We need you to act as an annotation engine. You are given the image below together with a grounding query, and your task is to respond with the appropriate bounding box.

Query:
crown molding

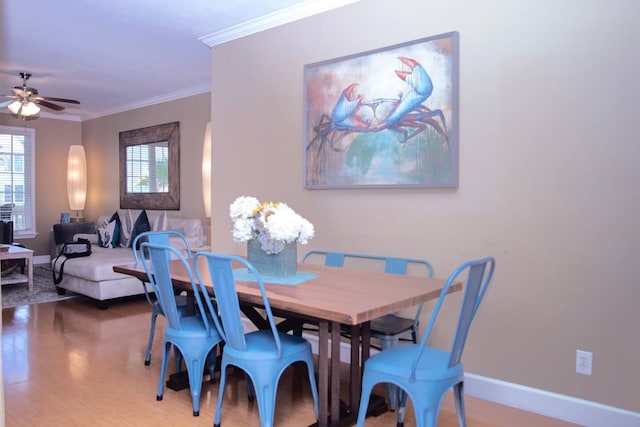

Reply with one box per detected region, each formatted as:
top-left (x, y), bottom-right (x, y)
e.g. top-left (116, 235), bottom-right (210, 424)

top-left (38, 111), bottom-right (83, 122)
top-left (82, 83), bottom-right (211, 121)
top-left (199, 0), bottom-right (359, 47)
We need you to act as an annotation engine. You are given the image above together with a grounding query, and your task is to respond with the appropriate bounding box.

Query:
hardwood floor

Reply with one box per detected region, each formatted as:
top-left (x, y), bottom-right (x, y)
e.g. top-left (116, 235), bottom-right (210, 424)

top-left (2, 297), bottom-right (580, 426)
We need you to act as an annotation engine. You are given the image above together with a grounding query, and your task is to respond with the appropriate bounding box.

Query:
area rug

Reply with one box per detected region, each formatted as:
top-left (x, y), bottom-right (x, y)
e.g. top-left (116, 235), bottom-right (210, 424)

top-left (1, 264), bottom-right (78, 308)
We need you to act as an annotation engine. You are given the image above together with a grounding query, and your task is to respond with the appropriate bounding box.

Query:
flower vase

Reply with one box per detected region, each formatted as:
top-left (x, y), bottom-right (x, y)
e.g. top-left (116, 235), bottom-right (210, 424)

top-left (247, 239), bottom-right (297, 278)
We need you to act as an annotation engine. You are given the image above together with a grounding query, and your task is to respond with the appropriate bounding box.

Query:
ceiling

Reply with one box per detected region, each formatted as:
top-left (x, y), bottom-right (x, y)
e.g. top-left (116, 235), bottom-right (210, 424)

top-left (0, 0), bottom-right (356, 122)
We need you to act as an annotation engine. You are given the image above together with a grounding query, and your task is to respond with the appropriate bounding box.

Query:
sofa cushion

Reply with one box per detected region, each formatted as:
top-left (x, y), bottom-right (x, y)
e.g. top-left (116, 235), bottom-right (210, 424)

top-left (53, 246), bottom-right (136, 282)
top-left (166, 217), bottom-right (203, 248)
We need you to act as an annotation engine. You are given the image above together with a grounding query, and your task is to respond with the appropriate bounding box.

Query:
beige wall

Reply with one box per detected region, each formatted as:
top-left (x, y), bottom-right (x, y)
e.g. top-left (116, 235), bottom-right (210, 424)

top-left (81, 93), bottom-right (211, 223)
top-left (208, 0), bottom-right (640, 412)
top-left (0, 114), bottom-right (82, 256)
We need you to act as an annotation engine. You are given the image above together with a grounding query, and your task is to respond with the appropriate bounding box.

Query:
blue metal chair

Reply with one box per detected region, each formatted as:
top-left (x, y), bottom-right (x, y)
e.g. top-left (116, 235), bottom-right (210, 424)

top-left (133, 230), bottom-right (191, 366)
top-left (356, 256), bottom-right (496, 427)
top-left (193, 252), bottom-right (319, 427)
top-left (139, 241), bottom-right (223, 417)
top-left (301, 250), bottom-right (433, 410)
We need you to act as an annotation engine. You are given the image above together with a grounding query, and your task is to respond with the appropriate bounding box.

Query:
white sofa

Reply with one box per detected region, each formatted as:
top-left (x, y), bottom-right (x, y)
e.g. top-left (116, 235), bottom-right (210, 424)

top-left (50, 210), bottom-right (204, 309)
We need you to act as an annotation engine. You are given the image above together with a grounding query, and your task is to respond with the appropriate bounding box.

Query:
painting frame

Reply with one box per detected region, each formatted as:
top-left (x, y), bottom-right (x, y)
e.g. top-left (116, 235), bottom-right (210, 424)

top-left (304, 31), bottom-right (459, 189)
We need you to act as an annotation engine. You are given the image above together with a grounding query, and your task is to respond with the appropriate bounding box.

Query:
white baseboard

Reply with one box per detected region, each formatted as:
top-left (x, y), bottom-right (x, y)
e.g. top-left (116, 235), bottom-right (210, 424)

top-left (34, 255), bottom-right (50, 265)
top-left (287, 325), bottom-right (640, 427)
top-left (464, 373), bottom-right (640, 427)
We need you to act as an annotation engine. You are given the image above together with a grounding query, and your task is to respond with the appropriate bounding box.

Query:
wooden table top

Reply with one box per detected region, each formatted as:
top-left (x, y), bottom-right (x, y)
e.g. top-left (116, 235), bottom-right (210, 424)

top-left (114, 258), bottom-right (460, 326)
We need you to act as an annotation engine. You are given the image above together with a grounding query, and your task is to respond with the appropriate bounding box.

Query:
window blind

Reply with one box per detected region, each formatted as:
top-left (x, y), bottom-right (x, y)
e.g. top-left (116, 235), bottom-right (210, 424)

top-left (0, 125), bottom-right (36, 236)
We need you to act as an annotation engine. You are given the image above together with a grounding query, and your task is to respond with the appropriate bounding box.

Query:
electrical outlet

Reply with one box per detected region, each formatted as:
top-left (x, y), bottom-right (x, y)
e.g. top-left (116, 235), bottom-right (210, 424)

top-left (576, 350), bottom-right (592, 375)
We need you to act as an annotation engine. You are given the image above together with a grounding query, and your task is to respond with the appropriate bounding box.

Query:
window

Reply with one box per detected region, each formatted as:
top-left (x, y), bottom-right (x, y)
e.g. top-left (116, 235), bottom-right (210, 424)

top-left (0, 126), bottom-right (36, 237)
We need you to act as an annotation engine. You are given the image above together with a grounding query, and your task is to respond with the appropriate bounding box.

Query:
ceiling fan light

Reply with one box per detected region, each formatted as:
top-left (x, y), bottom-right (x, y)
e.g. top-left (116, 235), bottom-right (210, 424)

top-left (7, 100), bottom-right (21, 114)
top-left (21, 102), bottom-right (40, 117)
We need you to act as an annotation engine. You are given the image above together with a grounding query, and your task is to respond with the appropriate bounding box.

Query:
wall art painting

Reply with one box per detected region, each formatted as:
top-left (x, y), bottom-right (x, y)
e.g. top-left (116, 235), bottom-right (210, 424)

top-left (304, 31), bottom-right (459, 189)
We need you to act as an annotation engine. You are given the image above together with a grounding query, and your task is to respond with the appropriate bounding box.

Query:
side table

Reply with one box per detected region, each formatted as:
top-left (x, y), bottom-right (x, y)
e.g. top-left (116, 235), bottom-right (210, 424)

top-left (0, 245), bottom-right (34, 292)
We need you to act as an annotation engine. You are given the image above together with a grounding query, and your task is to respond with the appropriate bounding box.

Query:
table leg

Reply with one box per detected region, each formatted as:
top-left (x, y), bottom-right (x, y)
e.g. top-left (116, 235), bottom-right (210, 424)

top-left (27, 252), bottom-right (33, 293)
top-left (318, 320), bottom-right (329, 427)
top-left (361, 321), bottom-right (370, 368)
top-left (350, 324), bottom-right (361, 410)
top-left (348, 322), bottom-right (371, 414)
top-left (330, 321), bottom-right (341, 423)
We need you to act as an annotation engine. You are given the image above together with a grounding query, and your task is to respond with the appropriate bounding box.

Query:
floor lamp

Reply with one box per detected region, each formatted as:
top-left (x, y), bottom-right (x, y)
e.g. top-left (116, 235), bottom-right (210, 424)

top-left (67, 145), bottom-right (87, 223)
top-left (202, 122), bottom-right (211, 246)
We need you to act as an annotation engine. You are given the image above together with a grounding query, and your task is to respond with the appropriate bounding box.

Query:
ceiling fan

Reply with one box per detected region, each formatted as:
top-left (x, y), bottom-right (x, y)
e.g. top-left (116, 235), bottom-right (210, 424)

top-left (1, 72), bottom-right (80, 119)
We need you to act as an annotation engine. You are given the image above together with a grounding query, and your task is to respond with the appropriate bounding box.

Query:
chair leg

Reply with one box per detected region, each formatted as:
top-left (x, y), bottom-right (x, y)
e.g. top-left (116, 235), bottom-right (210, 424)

top-left (378, 336), bottom-right (399, 411)
top-left (305, 358), bottom-right (320, 419)
top-left (356, 378), bottom-right (374, 427)
top-left (187, 357), bottom-right (207, 416)
top-left (145, 311), bottom-right (159, 365)
top-left (248, 372), bottom-right (278, 427)
top-left (214, 364), bottom-right (229, 427)
top-left (397, 388), bottom-right (408, 426)
top-left (453, 382), bottom-right (467, 427)
top-left (156, 341), bottom-right (171, 401)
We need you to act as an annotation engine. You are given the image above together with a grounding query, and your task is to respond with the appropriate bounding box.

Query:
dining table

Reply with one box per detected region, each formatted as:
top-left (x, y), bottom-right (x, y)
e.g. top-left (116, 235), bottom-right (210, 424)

top-left (114, 257), bottom-right (460, 427)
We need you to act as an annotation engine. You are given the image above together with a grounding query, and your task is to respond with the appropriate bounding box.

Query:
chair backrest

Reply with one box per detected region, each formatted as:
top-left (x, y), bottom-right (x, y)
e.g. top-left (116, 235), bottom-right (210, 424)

top-left (139, 241), bottom-right (219, 336)
top-left (302, 250), bottom-right (433, 276)
top-left (0, 203), bottom-right (14, 221)
top-left (194, 253), bottom-right (283, 358)
top-left (302, 250), bottom-right (433, 322)
top-left (411, 257), bottom-right (495, 379)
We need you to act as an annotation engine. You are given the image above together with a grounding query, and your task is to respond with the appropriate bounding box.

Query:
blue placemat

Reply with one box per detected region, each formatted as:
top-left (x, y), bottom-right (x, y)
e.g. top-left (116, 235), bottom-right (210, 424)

top-left (233, 268), bottom-right (318, 286)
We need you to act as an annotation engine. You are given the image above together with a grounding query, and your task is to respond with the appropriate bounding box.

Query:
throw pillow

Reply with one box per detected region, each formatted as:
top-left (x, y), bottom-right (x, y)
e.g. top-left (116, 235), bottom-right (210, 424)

top-left (152, 210), bottom-right (168, 231)
top-left (130, 210), bottom-right (151, 250)
top-left (108, 211), bottom-right (122, 246)
top-left (119, 210), bottom-right (135, 248)
top-left (97, 218), bottom-right (119, 248)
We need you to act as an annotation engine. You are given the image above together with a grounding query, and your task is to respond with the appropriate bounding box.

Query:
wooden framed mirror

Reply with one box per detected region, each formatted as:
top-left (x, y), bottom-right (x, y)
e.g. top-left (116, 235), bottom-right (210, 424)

top-left (119, 122), bottom-right (180, 210)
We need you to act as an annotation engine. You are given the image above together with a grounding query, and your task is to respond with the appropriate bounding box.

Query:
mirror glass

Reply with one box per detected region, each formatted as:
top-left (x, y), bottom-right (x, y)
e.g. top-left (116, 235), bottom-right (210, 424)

top-left (119, 122), bottom-right (180, 210)
top-left (125, 141), bottom-right (169, 193)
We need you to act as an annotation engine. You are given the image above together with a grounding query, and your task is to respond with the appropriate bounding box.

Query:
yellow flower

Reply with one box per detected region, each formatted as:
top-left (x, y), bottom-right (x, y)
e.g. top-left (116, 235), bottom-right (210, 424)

top-left (252, 201), bottom-right (279, 218)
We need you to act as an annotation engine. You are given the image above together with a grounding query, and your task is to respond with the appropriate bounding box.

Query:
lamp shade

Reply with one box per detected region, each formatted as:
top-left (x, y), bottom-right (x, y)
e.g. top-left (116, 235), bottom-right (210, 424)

top-left (202, 122), bottom-right (211, 218)
top-left (21, 102), bottom-right (40, 117)
top-left (7, 101), bottom-right (40, 117)
top-left (67, 145), bottom-right (87, 211)
top-left (7, 101), bottom-right (22, 114)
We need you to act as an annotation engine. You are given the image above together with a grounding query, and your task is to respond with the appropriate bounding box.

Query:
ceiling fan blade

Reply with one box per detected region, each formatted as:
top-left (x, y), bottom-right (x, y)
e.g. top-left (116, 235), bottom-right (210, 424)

top-left (1, 94), bottom-right (19, 100)
top-left (40, 96), bottom-right (80, 105)
top-left (34, 99), bottom-right (65, 111)
top-left (0, 99), bottom-right (14, 108)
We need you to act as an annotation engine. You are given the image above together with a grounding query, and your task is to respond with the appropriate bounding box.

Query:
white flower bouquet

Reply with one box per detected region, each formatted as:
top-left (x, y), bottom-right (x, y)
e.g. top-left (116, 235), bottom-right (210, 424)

top-left (230, 196), bottom-right (314, 255)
